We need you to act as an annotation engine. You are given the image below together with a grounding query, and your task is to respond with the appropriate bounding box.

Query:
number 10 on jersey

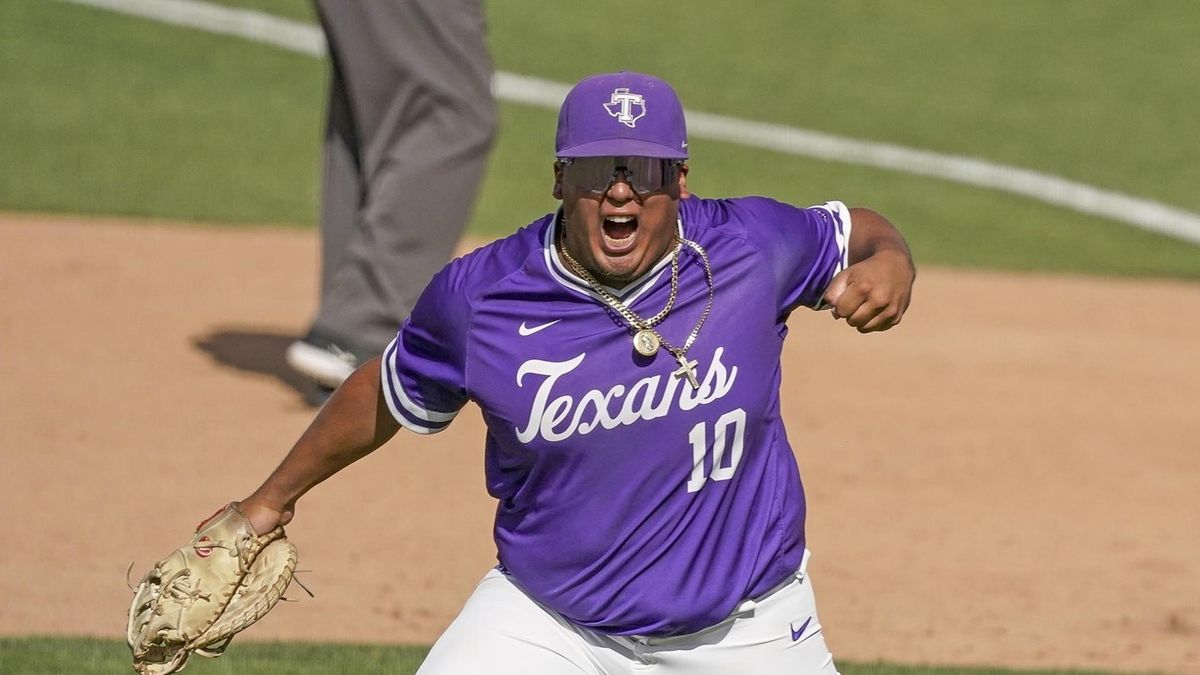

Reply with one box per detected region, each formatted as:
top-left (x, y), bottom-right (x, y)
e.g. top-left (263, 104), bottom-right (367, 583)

top-left (686, 408), bottom-right (747, 493)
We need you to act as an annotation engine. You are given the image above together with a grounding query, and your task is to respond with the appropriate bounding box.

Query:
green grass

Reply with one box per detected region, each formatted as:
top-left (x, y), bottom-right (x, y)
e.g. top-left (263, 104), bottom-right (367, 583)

top-left (486, 0), bottom-right (1200, 214)
top-left (0, 636), bottom-right (428, 675)
top-left (2, 0), bottom-right (1199, 279)
top-left (0, 636), bottom-right (1152, 675)
top-left (0, 0), bottom-right (324, 225)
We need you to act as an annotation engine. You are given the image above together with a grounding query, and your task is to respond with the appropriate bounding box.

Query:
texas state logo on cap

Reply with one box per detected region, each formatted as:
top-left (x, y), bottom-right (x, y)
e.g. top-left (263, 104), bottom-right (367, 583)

top-left (604, 88), bottom-right (646, 128)
top-left (555, 71), bottom-right (689, 160)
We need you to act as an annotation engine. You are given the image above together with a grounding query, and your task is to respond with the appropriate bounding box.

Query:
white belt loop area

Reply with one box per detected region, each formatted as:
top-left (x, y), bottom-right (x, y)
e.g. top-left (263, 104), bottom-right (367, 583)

top-left (622, 551), bottom-right (814, 646)
top-left (734, 549), bottom-right (811, 615)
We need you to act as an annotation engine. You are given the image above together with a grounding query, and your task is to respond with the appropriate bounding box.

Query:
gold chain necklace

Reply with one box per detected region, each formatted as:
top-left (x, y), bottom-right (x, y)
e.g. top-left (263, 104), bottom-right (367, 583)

top-left (558, 235), bottom-right (715, 389)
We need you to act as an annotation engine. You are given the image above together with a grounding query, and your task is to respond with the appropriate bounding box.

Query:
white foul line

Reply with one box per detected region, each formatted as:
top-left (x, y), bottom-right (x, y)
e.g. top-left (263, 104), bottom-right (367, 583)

top-left (59, 0), bottom-right (1200, 245)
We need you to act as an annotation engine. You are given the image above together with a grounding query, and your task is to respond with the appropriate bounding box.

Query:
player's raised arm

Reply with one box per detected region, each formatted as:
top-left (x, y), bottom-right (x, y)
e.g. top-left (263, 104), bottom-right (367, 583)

top-left (822, 208), bottom-right (916, 333)
top-left (239, 356), bottom-right (400, 534)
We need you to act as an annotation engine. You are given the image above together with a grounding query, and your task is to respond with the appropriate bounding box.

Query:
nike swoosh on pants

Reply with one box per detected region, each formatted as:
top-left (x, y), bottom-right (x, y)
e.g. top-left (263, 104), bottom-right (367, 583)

top-left (790, 616), bottom-right (813, 641)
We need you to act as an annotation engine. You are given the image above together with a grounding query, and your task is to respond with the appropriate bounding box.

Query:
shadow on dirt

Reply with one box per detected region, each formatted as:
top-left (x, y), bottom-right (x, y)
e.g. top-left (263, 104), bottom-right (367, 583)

top-left (192, 327), bottom-right (328, 407)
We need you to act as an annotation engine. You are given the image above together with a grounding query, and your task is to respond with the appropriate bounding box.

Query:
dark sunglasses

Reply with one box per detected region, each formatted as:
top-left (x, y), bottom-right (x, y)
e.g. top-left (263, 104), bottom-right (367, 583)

top-left (558, 156), bottom-right (683, 196)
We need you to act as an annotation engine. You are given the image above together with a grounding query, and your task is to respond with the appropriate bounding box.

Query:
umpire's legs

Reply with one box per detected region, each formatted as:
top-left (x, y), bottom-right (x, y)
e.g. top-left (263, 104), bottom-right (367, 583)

top-left (311, 0), bottom-right (496, 356)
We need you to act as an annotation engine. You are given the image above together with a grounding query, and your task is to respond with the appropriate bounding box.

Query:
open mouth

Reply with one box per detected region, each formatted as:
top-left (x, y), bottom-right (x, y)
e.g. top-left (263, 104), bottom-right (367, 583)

top-left (601, 215), bottom-right (638, 253)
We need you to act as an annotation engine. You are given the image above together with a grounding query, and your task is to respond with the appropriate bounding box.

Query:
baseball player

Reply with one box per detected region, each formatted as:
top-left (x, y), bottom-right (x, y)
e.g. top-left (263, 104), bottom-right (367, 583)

top-left (239, 71), bottom-right (915, 673)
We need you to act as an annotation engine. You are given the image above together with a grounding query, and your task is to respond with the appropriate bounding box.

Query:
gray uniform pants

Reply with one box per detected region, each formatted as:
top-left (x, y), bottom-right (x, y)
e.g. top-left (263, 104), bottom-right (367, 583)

top-left (311, 0), bottom-right (496, 358)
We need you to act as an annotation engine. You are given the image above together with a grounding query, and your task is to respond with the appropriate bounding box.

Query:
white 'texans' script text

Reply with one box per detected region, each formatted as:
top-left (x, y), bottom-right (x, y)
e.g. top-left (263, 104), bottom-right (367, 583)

top-left (514, 348), bottom-right (738, 443)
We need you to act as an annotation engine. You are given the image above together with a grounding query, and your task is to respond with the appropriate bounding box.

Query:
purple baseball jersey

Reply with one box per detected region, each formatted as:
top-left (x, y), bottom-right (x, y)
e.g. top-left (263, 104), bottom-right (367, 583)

top-left (382, 196), bottom-right (851, 636)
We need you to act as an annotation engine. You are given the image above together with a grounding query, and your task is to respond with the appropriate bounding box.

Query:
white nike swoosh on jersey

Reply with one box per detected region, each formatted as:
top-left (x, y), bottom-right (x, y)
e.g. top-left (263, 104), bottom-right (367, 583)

top-left (518, 319), bottom-right (561, 336)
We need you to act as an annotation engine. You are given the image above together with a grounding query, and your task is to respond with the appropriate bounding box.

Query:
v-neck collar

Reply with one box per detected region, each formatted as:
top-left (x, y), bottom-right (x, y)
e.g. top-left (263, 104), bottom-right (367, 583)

top-left (543, 208), bottom-right (686, 307)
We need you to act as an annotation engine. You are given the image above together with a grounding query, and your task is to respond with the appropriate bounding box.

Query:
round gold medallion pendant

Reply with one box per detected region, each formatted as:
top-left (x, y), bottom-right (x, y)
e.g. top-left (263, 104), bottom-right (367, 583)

top-left (633, 330), bottom-right (660, 357)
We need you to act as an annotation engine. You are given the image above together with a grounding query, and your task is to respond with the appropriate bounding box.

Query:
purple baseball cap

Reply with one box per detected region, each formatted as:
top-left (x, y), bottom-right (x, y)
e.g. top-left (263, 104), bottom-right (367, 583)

top-left (555, 72), bottom-right (688, 160)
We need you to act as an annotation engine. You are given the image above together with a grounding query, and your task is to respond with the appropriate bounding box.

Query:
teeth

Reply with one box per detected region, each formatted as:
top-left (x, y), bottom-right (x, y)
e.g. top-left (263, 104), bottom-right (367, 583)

top-left (607, 216), bottom-right (635, 223)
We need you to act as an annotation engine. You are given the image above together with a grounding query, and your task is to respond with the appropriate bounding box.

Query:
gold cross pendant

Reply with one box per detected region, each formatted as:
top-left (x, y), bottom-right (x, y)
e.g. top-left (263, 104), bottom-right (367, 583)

top-left (673, 355), bottom-right (700, 389)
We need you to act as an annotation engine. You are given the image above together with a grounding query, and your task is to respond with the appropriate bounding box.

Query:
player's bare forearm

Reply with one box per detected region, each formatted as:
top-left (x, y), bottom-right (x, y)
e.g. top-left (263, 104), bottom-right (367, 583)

top-left (822, 208), bottom-right (915, 333)
top-left (845, 208), bottom-right (912, 268)
top-left (240, 356), bottom-right (400, 533)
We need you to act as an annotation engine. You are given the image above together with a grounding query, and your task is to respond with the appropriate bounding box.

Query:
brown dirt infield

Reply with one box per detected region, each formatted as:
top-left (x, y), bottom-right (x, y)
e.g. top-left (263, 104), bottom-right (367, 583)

top-left (1, 213), bottom-right (1197, 673)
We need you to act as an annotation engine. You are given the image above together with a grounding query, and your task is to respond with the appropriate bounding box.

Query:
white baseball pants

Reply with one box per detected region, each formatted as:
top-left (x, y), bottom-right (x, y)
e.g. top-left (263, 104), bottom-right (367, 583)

top-left (416, 553), bottom-right (839, 674)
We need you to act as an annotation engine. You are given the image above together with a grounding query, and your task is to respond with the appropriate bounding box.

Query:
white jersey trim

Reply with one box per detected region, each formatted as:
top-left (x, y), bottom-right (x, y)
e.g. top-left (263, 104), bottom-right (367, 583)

top-left (380, 337), bottom-right (460, 432)
top-left (393, 418), bottom-right (442, 435)
top-left (812, 200), bottom-right (853, 310)
top-left (543, 209), bottom-right (684, 307)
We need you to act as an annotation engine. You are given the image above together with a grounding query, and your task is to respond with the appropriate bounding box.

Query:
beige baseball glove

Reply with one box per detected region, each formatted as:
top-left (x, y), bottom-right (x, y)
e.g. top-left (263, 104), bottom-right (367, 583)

top-left (126, 503), bottom-right (299, 675)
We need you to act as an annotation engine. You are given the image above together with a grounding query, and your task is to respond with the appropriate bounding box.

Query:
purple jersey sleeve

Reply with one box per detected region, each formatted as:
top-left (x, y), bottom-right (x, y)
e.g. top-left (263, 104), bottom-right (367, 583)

top-left (735, 198), bottom-right (852, 315)
top-left (380, 263), bottom-right (472, 434)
